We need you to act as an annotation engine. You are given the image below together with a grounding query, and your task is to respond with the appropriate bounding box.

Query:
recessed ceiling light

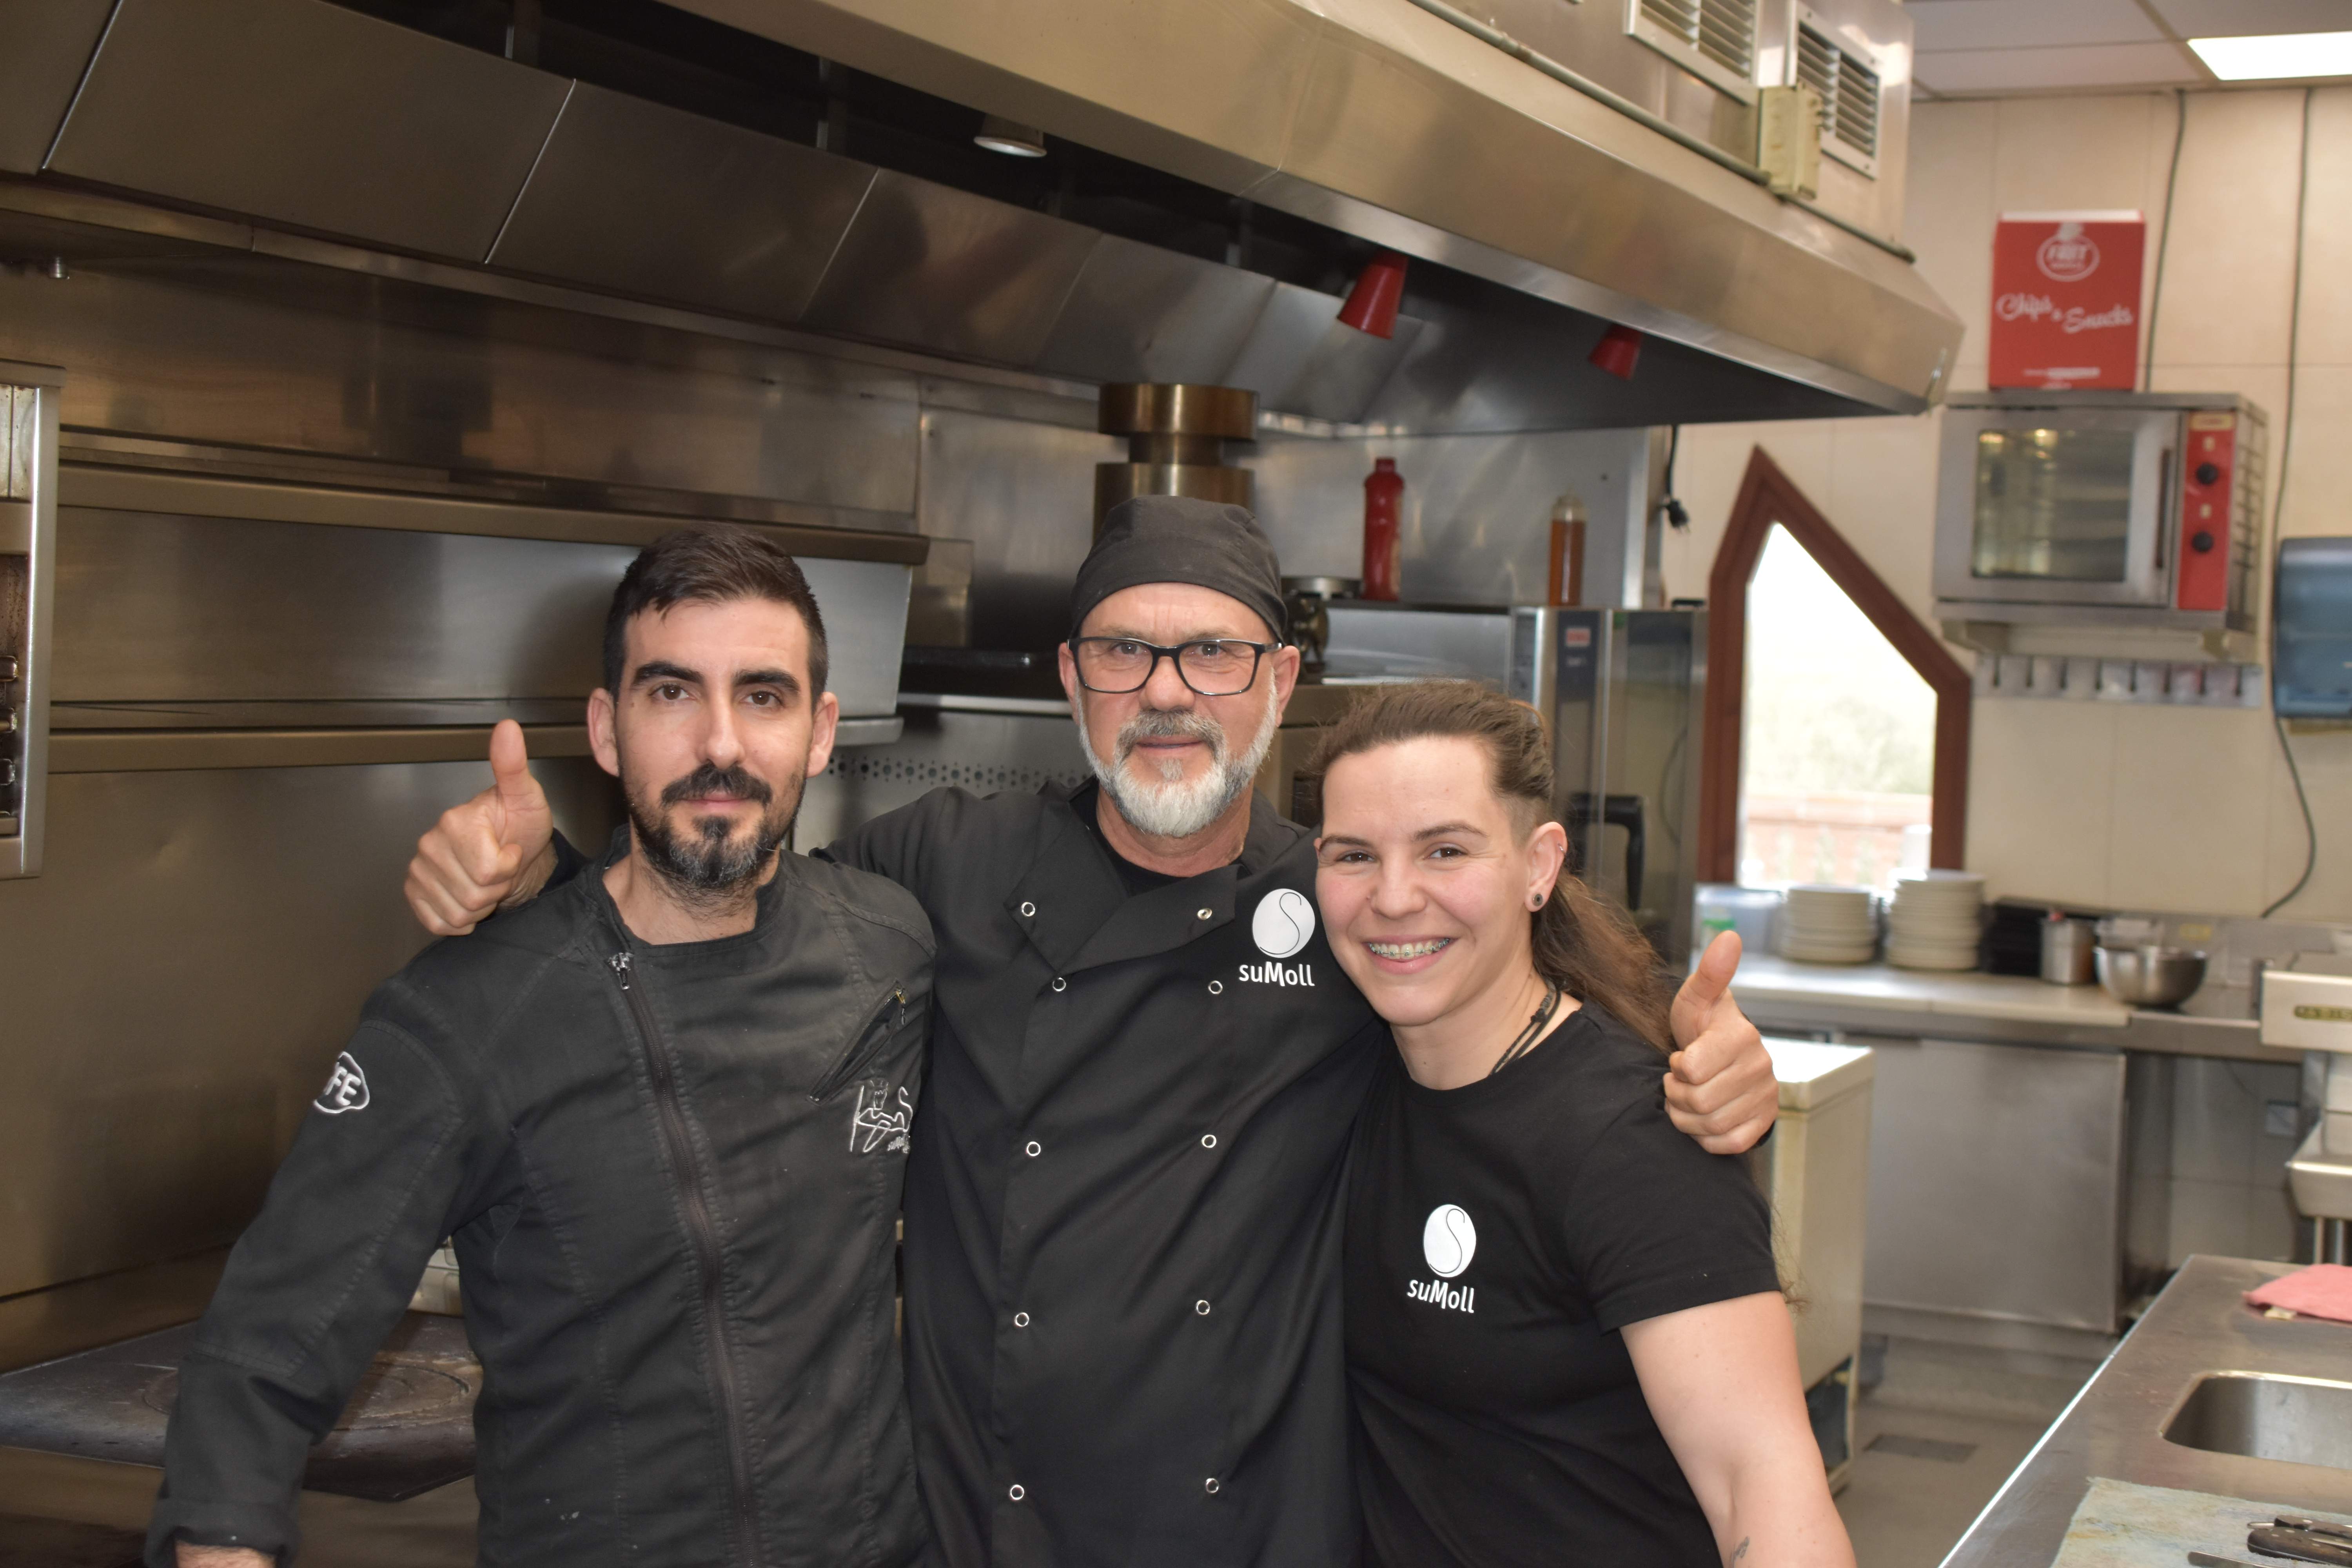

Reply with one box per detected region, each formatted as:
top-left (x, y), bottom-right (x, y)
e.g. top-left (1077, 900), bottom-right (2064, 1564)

top-left (2189, 31), bottom-right (2352, 81)
top-left (975, 115), bottom-right (1048, 158)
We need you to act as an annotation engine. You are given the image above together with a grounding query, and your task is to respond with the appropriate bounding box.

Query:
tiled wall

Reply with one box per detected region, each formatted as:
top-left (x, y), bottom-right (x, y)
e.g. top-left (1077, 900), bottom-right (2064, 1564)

top-left (1662, 87), bottom-right (2352, 920)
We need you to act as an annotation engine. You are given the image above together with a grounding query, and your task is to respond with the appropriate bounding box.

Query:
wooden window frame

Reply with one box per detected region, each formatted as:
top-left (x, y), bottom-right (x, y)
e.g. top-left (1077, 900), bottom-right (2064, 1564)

top-left (1696, 447), bottom-right (1972, 883)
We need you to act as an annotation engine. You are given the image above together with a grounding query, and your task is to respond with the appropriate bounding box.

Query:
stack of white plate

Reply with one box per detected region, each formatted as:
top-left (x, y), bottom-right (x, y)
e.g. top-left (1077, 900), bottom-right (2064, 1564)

top-left (1886, 870), bottom-right (1986, 971)
top-left (1778, 885), bottom-right (1878, 965)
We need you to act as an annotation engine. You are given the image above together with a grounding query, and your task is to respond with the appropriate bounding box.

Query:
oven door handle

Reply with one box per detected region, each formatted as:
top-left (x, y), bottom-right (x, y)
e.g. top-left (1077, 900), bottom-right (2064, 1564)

top-left (2155, 445), bottom-right (2174, 575)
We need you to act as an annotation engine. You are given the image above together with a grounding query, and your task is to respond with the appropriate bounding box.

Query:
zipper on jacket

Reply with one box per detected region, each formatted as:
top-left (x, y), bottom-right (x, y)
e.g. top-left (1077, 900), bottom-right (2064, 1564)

top-left (809, 985), bottom-right (912, 1103)
top-left (608, 947), bottom-right (764, 1567)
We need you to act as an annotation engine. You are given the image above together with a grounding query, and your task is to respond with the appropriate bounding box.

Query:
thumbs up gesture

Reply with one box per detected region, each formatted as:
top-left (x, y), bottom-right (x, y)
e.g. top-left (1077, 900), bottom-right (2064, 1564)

top-left (1662, 931), bottom-right (1779, 1154)
top-left (404, 720), bottom-right (558, 936)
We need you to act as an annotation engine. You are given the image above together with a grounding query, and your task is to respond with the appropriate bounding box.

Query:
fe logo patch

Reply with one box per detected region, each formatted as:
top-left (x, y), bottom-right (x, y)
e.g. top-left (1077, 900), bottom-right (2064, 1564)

top-left (314, 1051), bottom-right (371, 1114)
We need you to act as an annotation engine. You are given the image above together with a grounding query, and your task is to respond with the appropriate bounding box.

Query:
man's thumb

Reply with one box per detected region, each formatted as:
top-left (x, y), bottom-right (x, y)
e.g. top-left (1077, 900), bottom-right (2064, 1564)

top-left (488, 720), bottom-right (540, 810)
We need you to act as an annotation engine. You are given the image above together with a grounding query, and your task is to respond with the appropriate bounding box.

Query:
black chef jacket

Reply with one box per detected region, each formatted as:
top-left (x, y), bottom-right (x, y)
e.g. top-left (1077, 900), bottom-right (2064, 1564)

top-left (822, 780), bottom-right (1385, 1568)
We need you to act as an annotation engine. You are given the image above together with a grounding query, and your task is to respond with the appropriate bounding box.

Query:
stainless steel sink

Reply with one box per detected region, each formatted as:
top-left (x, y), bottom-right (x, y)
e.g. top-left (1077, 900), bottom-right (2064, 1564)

top-left (2164, 1372), bottom-right (2352, 1470)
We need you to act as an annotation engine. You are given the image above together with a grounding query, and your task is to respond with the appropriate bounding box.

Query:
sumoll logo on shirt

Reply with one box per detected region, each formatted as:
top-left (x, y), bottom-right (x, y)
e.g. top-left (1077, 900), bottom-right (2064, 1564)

top-left (1409, 1204), bottom-right (1477, 1314)
top-left (1251, 888), bottom-right (1316, 958)
top-left (1241, 888), bottom-right (1318, 986)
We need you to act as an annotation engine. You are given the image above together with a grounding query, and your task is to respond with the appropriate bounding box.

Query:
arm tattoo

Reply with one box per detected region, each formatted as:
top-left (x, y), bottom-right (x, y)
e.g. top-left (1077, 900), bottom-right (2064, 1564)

top-left (1730, 1540), bottom-right (1751, 1565)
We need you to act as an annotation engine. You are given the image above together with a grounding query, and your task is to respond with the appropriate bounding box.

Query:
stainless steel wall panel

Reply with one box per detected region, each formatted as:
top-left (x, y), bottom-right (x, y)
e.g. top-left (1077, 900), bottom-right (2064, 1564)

top-left (799, 704), bottom-right (1088, 849)
top-left (0, 0), bottom-right (114, 175)
top-left (915, 408), bottom-right (1116, 649)
top-left (0, 265), bottom-right (924, 516)
top-left (793, 557), bottom-right (911, 719)
top-left (52, 510), bottom-right (637, 704)
top-left (800, 172), bottom-right (1100, 367)
top-left (46, 0), bottom-right (569, 260)
top-left (50, 508), bottom-right (913, 718)
top-left (489, 83), bottom-right (879, 324)
top-left (1251, 426), bottom-right (1651, 608)
top-left (58, 467), bottom-right (926, 564)
top-left (1034, 236), bottom-right (1275, 388)
top-left (0, 758), bottom-right (621, 1296)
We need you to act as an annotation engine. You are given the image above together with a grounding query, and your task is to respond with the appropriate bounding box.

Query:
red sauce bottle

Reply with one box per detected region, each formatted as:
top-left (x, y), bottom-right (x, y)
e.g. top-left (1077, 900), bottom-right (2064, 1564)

top-left (1362, 457), bottom-right (1403, 601)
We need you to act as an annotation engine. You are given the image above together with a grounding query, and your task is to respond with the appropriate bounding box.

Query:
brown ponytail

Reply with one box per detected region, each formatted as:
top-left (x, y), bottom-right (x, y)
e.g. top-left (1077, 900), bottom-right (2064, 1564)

top-left (1308, 680), bottom-right (1675, 1054)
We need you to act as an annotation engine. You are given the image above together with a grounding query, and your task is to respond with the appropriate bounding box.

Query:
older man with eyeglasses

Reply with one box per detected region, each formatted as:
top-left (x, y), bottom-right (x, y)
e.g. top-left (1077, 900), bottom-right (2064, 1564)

top-left (401, 494), bottom-right (1777, 1568)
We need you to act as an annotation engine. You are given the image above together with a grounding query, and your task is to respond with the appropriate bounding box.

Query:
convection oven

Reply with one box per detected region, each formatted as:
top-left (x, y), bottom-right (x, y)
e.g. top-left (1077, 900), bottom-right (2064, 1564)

top-left (1933, 390), bottom-right (2264, 632)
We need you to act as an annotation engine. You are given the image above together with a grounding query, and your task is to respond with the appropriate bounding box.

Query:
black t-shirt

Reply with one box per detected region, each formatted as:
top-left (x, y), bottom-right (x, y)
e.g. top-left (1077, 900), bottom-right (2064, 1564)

top-left (1343, 1003), bottom-right (1780, 1568)
top-left (1074, 791), bottom-right (1183, 897)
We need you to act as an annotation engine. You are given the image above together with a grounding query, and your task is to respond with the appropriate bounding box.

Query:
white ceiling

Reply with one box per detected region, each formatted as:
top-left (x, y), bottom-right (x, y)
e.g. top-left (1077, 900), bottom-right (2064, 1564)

top-left (1906, 0), bottom-right (2352, 96)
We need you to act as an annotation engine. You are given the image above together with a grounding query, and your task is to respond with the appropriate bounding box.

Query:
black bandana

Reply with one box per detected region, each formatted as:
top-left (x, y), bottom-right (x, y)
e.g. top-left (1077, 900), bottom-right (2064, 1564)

top-left (1068, 495), bottom-right (1286, 642)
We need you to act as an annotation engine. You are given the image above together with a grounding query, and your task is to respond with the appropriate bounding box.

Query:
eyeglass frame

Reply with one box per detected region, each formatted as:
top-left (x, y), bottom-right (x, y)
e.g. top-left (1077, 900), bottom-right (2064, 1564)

top-left (1065, 635), bottom-right (1285, 697)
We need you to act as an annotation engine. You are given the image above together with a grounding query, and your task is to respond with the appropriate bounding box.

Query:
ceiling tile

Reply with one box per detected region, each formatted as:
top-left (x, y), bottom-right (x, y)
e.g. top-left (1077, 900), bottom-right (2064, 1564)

top-left (1914, 41), bottom-right (2207, 93)
top-left (1907, 0), bottom-right (2167, 53)
top-left (2150, 0), bottom-right (2352, 39)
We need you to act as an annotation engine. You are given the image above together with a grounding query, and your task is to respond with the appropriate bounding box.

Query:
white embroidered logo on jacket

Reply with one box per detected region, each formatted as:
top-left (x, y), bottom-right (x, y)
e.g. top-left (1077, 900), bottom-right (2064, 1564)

top-left (314, 1052), bottom-right (371, 1114)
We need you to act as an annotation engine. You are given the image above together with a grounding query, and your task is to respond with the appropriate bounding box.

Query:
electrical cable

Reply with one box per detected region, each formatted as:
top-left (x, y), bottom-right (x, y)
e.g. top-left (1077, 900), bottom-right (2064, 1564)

top-left (2261, 86), bottom-right (2316, 920)
top-left (1658, 425), bottom-right (1689, 532)
top-left (2142, 89), bottom-right (2187, 394)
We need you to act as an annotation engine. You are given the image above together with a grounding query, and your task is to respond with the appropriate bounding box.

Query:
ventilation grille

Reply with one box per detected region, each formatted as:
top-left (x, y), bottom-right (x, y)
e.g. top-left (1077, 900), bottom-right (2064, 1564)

top-left (1795, 20), bottom-right (1881, 171)
top-left (1633, 0), bottom-right (1759, 98)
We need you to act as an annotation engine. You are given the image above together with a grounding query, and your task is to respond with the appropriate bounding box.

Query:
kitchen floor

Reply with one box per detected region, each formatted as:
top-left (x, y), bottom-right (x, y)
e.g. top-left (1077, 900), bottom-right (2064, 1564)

top-left (3, 1336), bottom-right (2097, 1568)
top-left (1836, 1335), bottom-right (2104, 1568)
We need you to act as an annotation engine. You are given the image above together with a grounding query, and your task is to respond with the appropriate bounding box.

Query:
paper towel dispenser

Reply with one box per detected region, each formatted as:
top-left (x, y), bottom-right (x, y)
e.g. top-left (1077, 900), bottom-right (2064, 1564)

top-left (2274, 538), bottom-right (2352, 719)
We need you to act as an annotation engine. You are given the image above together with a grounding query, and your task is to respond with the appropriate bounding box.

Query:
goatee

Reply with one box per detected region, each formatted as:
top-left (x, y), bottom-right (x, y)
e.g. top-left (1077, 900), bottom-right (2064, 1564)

top-left (626, 760), bottom-right (800, 907)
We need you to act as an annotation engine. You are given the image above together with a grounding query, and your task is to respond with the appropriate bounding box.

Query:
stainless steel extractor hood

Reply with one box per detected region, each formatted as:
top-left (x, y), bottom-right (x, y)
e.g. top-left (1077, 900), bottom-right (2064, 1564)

top-left (658, 0), bottom-right (1962, 414)
top-left (0, 0), bottom-right (1960, 432)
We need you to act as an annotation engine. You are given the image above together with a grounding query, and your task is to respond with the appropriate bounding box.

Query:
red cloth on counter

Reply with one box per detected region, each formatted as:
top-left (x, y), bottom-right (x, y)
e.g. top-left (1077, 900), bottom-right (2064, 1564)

top-left (2245, 1264), bottom-right (2352, 1323)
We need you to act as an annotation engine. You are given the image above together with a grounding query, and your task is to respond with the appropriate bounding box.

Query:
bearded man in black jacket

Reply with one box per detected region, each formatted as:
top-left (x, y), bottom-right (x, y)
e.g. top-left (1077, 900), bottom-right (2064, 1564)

top-left (151, 526), bottom-right (934, 1568)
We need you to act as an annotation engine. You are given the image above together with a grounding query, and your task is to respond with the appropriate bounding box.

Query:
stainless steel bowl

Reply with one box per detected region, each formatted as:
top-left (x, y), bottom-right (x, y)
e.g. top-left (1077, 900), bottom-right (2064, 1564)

top-left (2095, 945), bottom-right (2207, 1008)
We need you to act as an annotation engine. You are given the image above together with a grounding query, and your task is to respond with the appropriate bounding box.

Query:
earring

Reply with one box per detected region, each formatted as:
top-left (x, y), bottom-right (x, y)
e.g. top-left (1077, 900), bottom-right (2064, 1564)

top-left (1529, 892), bottom-right (1545, 911)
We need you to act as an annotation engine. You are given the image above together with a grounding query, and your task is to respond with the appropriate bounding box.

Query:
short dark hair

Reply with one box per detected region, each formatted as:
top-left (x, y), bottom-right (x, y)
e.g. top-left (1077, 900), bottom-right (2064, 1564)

top-left (602, 525), bottom-right (829, 697)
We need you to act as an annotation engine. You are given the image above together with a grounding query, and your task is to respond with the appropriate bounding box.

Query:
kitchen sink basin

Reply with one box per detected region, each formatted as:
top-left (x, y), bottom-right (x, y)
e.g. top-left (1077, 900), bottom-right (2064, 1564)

top-left (2164, 1372), bottom-right (2352, 1470)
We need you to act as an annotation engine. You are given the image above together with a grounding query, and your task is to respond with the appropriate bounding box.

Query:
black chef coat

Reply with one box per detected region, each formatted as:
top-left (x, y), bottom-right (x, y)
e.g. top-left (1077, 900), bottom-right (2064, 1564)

top-left (823, 780), bottom-right (1385, 1568)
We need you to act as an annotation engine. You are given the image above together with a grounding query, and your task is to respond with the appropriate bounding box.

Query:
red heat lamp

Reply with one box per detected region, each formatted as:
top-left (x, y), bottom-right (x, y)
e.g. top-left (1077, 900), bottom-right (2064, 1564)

top-left (1338, 251), bottom-right (1409, 339)
top-left (1589, 324), bottom-right (1644, 381)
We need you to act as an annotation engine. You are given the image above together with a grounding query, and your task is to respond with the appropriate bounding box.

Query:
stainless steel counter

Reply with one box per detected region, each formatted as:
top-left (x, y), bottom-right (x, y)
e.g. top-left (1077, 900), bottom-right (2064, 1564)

top-left (1943, 1255), bottom-right (2352, 1567)
top-left (1735, 956), bottom-right (2296, 1064)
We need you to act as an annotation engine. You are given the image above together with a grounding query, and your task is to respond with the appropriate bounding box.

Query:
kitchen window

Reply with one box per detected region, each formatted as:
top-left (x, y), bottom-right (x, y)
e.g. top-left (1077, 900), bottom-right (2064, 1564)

top-left (1696, 448), bottom-right (1973, 887)
top-left (1739, 524), bottom-right (1932, 889)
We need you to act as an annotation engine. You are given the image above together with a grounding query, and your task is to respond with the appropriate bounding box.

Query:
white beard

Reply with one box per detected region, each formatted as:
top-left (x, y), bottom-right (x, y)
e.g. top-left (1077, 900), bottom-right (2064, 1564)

top-left (1076, 696), bottom-right (1279, 840)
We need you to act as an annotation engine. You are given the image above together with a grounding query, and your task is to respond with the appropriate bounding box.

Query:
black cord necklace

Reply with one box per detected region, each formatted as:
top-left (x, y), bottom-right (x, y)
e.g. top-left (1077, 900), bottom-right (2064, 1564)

top-left (1488, 978), bottom-right (1564, 1078)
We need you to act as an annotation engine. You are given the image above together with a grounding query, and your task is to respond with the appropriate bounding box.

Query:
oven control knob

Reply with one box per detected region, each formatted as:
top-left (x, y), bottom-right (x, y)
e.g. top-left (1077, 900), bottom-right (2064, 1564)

top-left (2191, 530), bottom-right (2216, 554)
top-left (2195, 461), bottom-right (2221, 486)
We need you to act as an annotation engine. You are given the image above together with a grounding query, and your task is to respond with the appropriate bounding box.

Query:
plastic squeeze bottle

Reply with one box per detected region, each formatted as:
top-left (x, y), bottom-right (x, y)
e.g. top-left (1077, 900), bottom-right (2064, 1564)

top-left (1362, 457), bottom-right (1403, 601)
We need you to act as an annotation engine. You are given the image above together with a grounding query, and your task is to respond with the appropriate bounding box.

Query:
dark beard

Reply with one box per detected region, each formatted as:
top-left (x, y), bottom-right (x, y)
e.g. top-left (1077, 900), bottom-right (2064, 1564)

top-left (624, 760), bottom-right (801, 907)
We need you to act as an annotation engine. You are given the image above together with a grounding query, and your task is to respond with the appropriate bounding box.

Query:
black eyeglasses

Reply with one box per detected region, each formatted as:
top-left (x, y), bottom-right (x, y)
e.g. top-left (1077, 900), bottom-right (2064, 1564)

top-left (1068, 636), bottom-right (1280, 697)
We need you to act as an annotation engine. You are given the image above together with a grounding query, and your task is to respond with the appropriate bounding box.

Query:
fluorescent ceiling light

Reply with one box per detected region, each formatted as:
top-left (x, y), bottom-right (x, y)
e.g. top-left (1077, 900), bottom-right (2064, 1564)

top-left (2189, 31), bottom-right (2352, 80)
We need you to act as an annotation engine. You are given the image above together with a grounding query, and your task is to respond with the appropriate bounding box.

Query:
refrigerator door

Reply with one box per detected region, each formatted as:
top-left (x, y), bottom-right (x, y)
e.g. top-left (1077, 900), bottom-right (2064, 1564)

top-left (1553, 609), bottom-right (1705, 964)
